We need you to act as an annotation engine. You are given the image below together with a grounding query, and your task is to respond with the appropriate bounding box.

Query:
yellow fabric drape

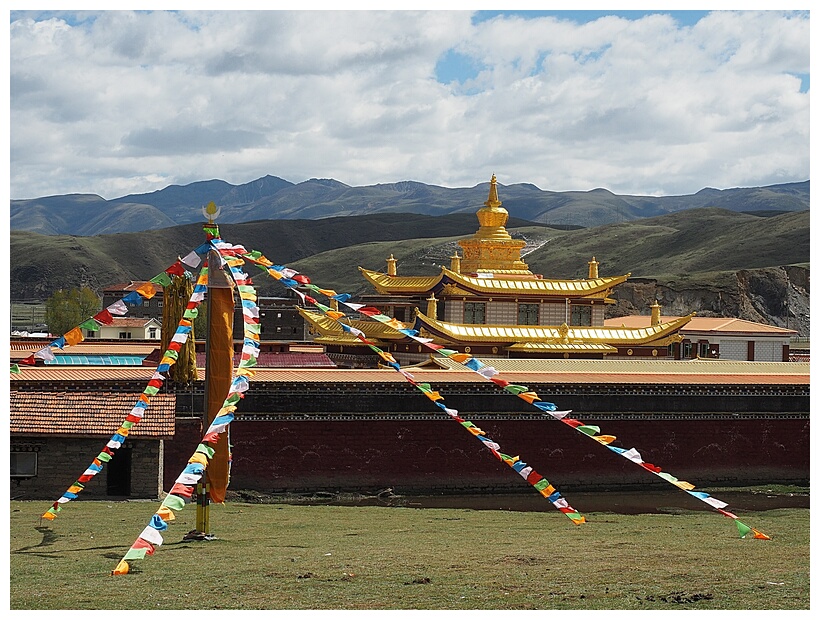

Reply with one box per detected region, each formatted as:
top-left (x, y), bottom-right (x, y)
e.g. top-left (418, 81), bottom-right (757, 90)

top-left (205, 286), bottom-right (234, 503)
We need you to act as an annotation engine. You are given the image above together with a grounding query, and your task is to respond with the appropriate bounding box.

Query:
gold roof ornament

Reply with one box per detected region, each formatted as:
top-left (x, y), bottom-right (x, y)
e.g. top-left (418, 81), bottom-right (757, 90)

top-left (458, 174), bottom-right (530, 275)
top-left (202, 200), bottom-right (221, 224)
top-left (413, 309), bottom-right (694, 347)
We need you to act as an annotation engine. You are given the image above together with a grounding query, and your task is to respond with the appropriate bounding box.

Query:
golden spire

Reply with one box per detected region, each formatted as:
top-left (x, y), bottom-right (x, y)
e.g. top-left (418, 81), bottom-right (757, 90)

top-left (650, 300), bottom-right (661, 326)
top-left (588, 256), bottom-right (599, 279)
top-left (484, 173), bottom-right (502, 208)
top-left (386, 254), bottom-right (397, 276)
top-left (426, 293), bottom-right (438, 319)
top-left (450, 251), bottom-right (461, 274)
top-left (474, 174), bottom-right (511, 237)
top-left (458, 174), bottom-right (529, 275)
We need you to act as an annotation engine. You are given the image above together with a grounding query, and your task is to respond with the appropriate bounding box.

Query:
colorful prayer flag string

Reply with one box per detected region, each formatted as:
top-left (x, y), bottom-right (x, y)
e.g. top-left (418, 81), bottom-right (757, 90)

top-left (113, 227), bottom-right (260, 575)
top-left (254, 260), bottom-right (770, 540)
top-left (240, 254), bottom-right (585, 525)
top-left (40, 264), bottom-right (210, 522)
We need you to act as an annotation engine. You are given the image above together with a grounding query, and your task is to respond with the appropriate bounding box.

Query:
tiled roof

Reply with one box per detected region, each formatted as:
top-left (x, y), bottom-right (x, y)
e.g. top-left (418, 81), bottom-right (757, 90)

top-left (605, 315), bottom-right (798, 335)
top-left (106, 317), bottom-right (161, 328)
top-left (194, 352), bottom-right (336, 367)
top-left (10, 391), bottom-right (176, 437)
top-left (9, 359), bottom-right (809, 386)
top-left (101, 281), bottom-right (156, 292)
top-left (11, 342), bottom-right (159, 355)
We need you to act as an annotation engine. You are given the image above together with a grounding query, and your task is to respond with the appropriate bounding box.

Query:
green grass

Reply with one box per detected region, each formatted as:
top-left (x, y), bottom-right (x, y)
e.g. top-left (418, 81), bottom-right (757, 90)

top-left (10, 500), bottom-right (809, 610)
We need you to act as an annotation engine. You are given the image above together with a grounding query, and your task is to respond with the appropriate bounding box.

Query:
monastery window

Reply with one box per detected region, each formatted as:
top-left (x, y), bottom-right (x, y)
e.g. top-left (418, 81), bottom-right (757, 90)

top-left (119, 331), bottom-right (132, 339)
top-left (11, 450), bottom-right (38, 478)
top-left (570, 305), bottom-right (592, 327)
top-left (464, 302), bottom-right (486, 324)
top-left (681, 340), bottom-right (692, 358)
top-left (518, 303), bottom-right (539, 325)
top-left (148, 328), bottom-right (157, 339)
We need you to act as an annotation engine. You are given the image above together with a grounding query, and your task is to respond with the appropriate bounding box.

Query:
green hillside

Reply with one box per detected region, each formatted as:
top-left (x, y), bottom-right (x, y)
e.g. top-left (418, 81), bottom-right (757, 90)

top-left (9, 208), bottom-right (809, 302)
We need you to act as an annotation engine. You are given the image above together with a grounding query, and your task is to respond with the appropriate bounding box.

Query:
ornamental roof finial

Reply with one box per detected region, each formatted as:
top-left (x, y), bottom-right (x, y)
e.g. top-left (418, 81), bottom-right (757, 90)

top-left (484, 174), bottom-right (502, 209)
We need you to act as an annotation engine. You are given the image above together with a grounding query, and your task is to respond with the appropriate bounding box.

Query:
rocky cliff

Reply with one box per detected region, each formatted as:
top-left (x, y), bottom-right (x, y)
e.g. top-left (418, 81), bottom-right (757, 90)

top-left (607, 265), bottom-right (810, 337)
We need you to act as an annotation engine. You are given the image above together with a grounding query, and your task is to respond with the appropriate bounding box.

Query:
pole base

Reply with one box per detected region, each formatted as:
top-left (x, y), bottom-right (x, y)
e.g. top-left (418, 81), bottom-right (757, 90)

top-left (182, 529), bottom-right (217, 541)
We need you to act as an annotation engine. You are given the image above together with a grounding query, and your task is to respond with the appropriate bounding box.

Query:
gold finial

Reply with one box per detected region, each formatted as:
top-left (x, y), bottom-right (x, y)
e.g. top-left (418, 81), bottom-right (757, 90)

top-left (426, 293), bottom-right (438, 319)
top-left (484, 174), bottom-right (502, 209)
top-left (588, 256), bottom-right (599, 279)
top-left (450, 251), bottom-right (461, 274)
top-left (650, 300), bottom-right (661, 326)
top-left (386, 254), bottom-right (397, 276)
top-left (202, 201), bottom-right (221, 224)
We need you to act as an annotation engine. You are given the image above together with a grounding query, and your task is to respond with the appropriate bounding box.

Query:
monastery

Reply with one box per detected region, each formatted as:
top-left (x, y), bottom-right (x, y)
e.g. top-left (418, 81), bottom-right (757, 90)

top-left (300, 174), bottom-right (694, 364)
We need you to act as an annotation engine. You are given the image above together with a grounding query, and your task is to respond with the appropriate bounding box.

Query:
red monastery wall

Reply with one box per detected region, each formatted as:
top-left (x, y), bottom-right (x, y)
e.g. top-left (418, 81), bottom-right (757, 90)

top-left (165, 415), bottom-right (809, 495)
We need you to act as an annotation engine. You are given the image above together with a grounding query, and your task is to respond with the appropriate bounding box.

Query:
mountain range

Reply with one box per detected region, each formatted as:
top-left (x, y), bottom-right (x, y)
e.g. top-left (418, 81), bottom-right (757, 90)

top-left (10, 175), bottom-right (810, 236)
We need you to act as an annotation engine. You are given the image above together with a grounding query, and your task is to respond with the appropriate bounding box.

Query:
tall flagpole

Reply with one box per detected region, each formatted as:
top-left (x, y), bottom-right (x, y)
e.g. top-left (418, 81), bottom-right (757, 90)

top-left (195, 203), bottom-right (234, 536)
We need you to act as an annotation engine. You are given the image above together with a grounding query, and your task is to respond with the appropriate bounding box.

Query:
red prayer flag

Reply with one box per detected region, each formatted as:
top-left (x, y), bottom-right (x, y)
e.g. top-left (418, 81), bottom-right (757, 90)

top-left (19, 355), bottom-right (37, 366)
top-left (166, 261), bottom-right (186, 276)
top-left (93, 309), bottom-right (115, 325)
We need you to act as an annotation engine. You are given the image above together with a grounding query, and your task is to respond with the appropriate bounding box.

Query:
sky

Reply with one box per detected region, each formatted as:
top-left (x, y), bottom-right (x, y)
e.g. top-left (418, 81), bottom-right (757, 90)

top-left (6, 5), bottom-right (811, 200)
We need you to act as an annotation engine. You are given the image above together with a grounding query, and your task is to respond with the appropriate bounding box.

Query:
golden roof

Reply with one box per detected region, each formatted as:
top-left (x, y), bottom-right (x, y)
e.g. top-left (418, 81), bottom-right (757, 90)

top-left (359, 267), bottom-right (443, 295)
top-left (414, 311), bottom-right (694, 346)
top-left (440, 267), bottom-right (630, 298)
top-left (298, 308), bottom-right (409, 342)
top-left (358, 265), bottom-right (631, 299)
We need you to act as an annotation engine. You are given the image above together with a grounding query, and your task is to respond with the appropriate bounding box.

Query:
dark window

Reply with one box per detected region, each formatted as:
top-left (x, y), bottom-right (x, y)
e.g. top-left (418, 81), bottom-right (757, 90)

top-left (11, 452), bottom-right (37, 478)
top-left (570, 305), bottom-right (592, 326)
top-left (682, 340), bottom-right (692, 358)
top-left (518, 303), bottom-right (539, 325)
top-left (464, 302), bottom-right (486, 324)
top-left (699, 342), bottom-right (710, 358)
top-left (119, 332), bottom-right (132, 339)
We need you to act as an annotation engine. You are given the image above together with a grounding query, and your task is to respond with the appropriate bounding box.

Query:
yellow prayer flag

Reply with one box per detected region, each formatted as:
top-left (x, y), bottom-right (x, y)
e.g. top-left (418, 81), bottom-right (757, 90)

top-left (449, 353), bottom-right (471, 363)
top-left (518, 391), bottom-right (540, 404)
top-left (135, 282), bottom-right (158, 299)
top-left (188, 453), bottom-right (209, 466)
top-left (64, 327), bottom-right (84, 346)
top-left (593, 435), bottom-right (617, 444)
top-left (156, 506), bottom-right (175, 522)
top-left (112, 560), bottom-right (130, 575)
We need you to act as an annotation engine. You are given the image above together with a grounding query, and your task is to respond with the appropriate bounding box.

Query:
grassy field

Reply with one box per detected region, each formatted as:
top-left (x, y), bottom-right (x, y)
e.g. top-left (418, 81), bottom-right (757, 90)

top-left (9, 499), bottom-right (809, 610)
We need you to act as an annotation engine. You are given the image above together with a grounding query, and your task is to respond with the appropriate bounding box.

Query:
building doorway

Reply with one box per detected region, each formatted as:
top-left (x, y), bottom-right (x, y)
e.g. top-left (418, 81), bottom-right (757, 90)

top-left (107, 447), bottom-right (132, 496)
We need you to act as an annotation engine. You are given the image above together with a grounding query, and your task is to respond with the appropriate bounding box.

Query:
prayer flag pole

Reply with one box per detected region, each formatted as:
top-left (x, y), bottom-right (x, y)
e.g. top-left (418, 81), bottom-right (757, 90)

top-left (195, 203), bottom-right (234, 535)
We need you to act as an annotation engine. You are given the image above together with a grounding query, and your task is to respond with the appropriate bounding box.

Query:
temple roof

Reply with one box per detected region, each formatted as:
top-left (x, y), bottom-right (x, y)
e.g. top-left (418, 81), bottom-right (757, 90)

top-left (358, 265), bottom-right (630, 299)
top-left (439, 267), bottom-right (630, 298)
top-left (413, 311), bottom-right (694, 346)
top-left (298, 308), bottom-right (409, 342)
top-left (358, 267), bottom-right (443, 295)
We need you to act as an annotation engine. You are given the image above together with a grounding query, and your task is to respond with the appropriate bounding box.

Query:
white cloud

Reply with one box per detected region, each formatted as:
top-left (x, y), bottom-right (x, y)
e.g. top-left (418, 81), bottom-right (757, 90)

top-left (8, 9), bottom-right (810, 199)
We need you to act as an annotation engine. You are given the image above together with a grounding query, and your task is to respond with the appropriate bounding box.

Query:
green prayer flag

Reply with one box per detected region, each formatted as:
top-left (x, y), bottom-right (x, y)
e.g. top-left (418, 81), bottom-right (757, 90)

top-left (151, 272), bottom-right (173, 287)
top-left (438, 349), bottom-right (458, 357)
top-left (533, 479), bottom-right (550, 491)
top-left (143, 386), bottom-right (160, 396)
top-left (97, 452), bottom-right (112, 462)
top-left (735, 520), bottom-right (752, 538)
top-left (121, 420), bottom-right (134, 429)
top-left (195, 444), bottom-right (215, 458)
top-left (10, 364), bottom-right (21, 374)
top-left (314, 302), bottom-right (330, 312)
top-left (577, 425), bottom-right (600, 436)
top-left (183, 307), bottom-right (199, 319)
top-left (165, 349), bottom-right (179, 361)
top-left (245, 323), bottom-right (262, 334)
top-left (123, 548), bottom-right (148, 560)
top-left (239, 356), bottom-right (257, 368)
top-left (79, 318), bottom-right (100, 332)
top-left (161, 494), bottom-right (186, 511)
top-left (504, 384), bottom-right (528, 394)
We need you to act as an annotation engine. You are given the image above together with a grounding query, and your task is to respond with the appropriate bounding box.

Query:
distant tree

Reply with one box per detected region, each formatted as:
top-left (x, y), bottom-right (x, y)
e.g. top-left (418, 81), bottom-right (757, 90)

top-left (161, 275), bottom-right (198, 384)
top-left (44, 287), bottom-right (100, 336)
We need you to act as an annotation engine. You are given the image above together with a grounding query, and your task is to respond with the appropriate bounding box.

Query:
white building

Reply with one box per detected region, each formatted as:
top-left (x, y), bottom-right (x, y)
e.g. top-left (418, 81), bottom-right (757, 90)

top-left (85, 317), bottom-right (162, 341)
